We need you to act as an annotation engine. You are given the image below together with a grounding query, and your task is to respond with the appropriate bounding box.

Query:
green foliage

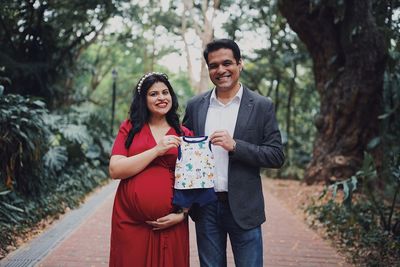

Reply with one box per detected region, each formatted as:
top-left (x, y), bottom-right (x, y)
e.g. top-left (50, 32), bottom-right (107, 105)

top-left (307, 198), bottom-right (399, 266)
top-left (0, 94), bottom-right (50, 196)
top-left (43, 146), bottom-right (68, 173)
top-left (328, 176), bottom-right (358, 208)
top-left (76, 36), bottom-right (195, 134)
top-left (307, 152), bottom-right (400, 266)
top-left (0, 0), bottom-right (126, 108)
top-left (0, 94), bottom-right (112, 258)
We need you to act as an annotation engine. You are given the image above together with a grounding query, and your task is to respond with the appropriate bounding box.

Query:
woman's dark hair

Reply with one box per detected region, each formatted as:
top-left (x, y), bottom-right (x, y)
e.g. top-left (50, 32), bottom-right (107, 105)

top-left (203, 38), bottom-right (242, 65)
top-left (125, 73), bottom-right (182, 149)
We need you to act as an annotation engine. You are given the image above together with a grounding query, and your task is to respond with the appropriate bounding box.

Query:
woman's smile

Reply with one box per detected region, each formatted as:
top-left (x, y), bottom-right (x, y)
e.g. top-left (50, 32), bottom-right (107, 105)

top-left (147, 82), bottom-right (172, 117)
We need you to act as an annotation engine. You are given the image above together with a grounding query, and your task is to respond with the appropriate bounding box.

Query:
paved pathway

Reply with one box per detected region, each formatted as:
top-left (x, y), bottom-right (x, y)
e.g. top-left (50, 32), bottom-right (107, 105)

top-left (1, 179), bottom-right (351, 267)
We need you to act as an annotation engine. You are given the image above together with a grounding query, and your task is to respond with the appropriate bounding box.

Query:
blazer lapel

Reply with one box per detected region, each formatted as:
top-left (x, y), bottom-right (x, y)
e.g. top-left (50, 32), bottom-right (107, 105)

top-left (197, 91), bottom-right (212, 136)
top-left (233, 87), bottom-right (254, 139)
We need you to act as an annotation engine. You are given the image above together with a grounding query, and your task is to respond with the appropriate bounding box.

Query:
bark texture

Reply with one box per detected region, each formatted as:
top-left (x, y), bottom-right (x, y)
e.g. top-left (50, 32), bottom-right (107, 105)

top-left (182, 0), bottom-right (219, 93)
top-left (279, 0), bottom-right (387, 184)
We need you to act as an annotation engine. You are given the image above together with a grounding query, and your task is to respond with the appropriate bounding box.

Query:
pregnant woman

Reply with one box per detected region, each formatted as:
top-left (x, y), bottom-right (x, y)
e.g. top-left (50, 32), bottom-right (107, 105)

top-left (108, 72), bottom-right (191, 267)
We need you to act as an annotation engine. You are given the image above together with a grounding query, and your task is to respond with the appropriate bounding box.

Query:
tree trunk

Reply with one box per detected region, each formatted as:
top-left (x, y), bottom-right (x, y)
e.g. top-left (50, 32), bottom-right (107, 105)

top-left (274, 73), bottom-right (281, 114)
top-left (196, 0), bottom-right (216, 93)
top-left (199, 57), bottom-right (210, 93)
top-left (181, 1), bottom-right (200, 92)
top-left (285, 62), bottom-right (297, 164)
top-left (182, 0), bottom-right (218, 94)
top-left (150, 25), bottom-right (156, 72)
top-left (279, 0), bottom-right (387, 184)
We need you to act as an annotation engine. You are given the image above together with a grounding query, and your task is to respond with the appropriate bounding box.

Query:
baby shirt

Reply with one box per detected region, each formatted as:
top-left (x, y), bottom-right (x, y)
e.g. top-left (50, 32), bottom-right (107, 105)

top-left (174, 136), bottom-right (216, 189)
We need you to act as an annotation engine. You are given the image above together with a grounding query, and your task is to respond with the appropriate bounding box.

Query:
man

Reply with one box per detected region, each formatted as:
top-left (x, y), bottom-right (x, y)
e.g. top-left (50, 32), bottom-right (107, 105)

top-left (183, 39), bottom-right (285, 267)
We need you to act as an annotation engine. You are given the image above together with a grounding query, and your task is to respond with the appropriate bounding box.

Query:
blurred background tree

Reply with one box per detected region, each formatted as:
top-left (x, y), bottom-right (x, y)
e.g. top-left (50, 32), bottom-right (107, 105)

top-left (279, 0), bottom-right (390, 184)
top-left (0, 0), bottom-right (123, 108)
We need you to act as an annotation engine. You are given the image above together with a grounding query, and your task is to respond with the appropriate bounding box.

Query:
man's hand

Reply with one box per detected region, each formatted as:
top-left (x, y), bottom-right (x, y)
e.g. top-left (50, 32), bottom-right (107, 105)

top-left (209, 130), bottom-right (236, 151)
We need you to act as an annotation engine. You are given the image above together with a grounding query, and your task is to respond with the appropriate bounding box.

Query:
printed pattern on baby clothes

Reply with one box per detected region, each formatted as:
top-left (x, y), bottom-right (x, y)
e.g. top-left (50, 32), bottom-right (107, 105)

top-left (174, 136), bottom-right (216, 189)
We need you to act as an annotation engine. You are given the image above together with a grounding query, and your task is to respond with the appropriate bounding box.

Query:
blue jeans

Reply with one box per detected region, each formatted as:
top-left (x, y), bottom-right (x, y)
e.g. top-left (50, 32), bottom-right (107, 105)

top-left (195, 200), bottom-right (263, 267)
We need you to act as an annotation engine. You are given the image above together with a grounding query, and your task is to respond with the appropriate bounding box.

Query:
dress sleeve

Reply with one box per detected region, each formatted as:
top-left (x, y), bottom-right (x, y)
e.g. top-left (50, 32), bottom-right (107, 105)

top-left (111, 120), bottom-right (132, 156)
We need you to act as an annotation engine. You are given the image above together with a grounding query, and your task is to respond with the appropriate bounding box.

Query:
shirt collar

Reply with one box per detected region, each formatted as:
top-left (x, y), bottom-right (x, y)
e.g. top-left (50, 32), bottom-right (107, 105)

top-left (210, 84), bottom-right (243, 106)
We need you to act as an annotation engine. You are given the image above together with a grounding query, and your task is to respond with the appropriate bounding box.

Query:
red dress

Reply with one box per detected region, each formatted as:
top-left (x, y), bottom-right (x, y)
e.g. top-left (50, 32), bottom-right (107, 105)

top-left (109, 120), bottom-right (190, 267)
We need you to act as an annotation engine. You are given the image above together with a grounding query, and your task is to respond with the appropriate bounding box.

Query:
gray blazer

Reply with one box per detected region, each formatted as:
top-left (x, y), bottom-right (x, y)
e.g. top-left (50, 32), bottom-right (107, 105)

top-left (183, 86), bottom-right (285, 229)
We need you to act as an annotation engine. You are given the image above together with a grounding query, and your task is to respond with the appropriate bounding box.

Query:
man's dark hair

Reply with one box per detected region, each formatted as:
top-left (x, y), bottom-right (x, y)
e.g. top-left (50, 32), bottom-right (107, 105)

top-left (203, 39), bottom-right (241, 65)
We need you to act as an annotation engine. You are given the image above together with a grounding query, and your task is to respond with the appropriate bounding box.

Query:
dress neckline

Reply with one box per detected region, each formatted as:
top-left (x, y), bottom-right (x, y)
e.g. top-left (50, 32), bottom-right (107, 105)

top-left (146, 123), bottom-right (174, 145)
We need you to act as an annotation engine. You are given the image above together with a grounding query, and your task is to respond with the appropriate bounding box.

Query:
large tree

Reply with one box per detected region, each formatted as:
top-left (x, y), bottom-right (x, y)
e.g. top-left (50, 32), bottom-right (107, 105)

top-left (278, 0), bottom-right (389, 184)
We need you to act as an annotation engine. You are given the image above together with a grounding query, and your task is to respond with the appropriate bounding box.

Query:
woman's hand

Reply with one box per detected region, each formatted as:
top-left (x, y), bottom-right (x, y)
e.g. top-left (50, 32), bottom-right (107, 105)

top-left (146, 212), bottom-right (186, 230)
top-left (155, 135), bottom-right (181, 156)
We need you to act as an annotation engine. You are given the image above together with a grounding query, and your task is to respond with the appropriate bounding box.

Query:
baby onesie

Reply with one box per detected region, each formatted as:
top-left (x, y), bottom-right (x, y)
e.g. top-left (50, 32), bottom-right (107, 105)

top-left (173, 136), bottom-right (217, 208)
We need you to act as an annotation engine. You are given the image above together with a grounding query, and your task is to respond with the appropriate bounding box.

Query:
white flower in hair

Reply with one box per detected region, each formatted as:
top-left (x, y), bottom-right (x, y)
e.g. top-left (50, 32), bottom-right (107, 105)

top-left (137, 72), bottom-right (167, 94)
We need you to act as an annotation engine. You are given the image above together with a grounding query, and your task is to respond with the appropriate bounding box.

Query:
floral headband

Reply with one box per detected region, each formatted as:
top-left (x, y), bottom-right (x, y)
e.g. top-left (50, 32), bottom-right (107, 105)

top-left (137, 72), bottom-right (168, 95)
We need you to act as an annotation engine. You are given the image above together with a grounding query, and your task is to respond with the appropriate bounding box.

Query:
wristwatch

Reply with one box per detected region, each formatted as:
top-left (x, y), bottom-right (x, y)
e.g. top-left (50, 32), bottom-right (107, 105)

top-left (174, 207), bottom-right (188, 218)
top-left (232, 139), bottom-right (237, 152)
